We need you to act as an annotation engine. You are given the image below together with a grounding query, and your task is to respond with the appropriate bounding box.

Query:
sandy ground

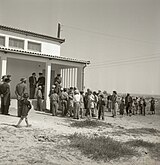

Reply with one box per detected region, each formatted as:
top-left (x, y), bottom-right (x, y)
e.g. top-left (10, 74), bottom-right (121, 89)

top-left (0, 100), bottom-right (160, 165)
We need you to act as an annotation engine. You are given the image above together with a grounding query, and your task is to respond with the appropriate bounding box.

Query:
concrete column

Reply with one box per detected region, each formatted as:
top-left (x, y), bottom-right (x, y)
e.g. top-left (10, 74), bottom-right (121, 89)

top-left (1, 55), bottom-right (7, 78)
top-left (77, 67), bottom-right (83, 91)
top-left (74, 68), bottom-right (77, 88)
top-left (45, 60), bottom-right (51, 109)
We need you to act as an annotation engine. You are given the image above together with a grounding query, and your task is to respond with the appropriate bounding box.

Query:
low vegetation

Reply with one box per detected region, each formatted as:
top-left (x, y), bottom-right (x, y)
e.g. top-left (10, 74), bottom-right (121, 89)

top-left (68, 133), bottom-right (137, 161)
top-left (126, 128), bottom-right (160, 135)
top-left (126, 139), bottom-right (160, 160)
top-left (70, 119), bottom-right (113, 128)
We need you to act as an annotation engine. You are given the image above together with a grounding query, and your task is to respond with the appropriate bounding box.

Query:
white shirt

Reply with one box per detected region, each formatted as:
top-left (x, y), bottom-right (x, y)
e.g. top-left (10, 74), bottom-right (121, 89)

top-left (74, 93), bottom-right (81, 102)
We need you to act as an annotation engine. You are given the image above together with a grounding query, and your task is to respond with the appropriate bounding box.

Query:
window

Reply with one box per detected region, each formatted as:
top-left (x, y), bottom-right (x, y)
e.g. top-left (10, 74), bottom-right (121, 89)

top-left (28, 41), bottom-right (41, 52)
top-left (0, 36), bottom-right (5, 46)
top-left (9, 38), bottom-right (24, 49)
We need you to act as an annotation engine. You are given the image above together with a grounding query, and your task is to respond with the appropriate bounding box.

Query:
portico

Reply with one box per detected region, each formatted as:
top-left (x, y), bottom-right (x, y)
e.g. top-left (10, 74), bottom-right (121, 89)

top-left (0, 25), bottom-right (90, 109)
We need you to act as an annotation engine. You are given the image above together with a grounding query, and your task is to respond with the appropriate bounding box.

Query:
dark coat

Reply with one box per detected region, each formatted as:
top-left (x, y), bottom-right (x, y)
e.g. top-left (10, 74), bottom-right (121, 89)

top-left (15, 83), bottom-right (27, 100)
top-left (29, 76), bottom-right (36, 88)
top-left (21, 99), bottom-right (32, 117)
top-left (0, 82), bottom-right (10, 105)
top-left (37, 76), bottom-right (45, 86)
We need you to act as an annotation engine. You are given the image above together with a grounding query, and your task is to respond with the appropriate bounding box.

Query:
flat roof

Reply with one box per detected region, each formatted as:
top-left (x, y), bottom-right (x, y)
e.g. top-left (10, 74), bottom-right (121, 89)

top-left (0, 47), bottom-right (90, 65)
top-left (0, 25), bottom-right (65, 44)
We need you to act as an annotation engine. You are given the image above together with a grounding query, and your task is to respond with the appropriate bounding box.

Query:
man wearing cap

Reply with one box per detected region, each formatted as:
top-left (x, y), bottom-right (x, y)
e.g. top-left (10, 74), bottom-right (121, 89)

top-left (29, 73), bottom-right (37, 99)
top-left (15, 78), bottom-right (27, 117)
top-left (0, 77), bottom-right (11, 115)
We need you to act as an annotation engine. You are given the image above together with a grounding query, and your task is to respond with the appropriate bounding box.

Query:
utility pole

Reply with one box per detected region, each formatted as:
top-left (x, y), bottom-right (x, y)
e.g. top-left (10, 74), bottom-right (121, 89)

top-left (57, 23), bottom-right (61, 38)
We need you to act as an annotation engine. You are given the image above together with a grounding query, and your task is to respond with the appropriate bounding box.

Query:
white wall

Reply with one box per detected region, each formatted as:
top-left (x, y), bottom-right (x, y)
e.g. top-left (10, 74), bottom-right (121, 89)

top-left (0, 31), bottom-right (61, 56)
top-left (42, 41), bottom-right (60, 56)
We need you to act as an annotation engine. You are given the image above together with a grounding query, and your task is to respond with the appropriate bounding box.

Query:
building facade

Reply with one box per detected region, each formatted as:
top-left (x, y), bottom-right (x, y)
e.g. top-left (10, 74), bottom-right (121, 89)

top-left (0, 25), bottom-right (90, 108)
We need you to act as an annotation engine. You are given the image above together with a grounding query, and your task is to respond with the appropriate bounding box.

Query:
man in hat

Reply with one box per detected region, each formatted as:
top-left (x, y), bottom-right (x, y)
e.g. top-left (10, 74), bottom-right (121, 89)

top-left (29, 72), bottom-right (37, 99)
top-left (0, 77), bottom-right (11, 115)
top-left (15, 78), bottom-right (27, 117)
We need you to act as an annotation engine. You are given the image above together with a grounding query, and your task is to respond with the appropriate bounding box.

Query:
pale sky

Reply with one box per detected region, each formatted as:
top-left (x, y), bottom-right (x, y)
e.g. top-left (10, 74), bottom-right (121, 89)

top-left (0, 0), bottom-right (160, 95)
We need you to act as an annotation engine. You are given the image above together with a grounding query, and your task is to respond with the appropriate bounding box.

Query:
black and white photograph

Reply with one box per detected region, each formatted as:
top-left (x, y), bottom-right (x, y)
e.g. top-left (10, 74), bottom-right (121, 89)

top-left (0, 0), bottom-right (160, 164)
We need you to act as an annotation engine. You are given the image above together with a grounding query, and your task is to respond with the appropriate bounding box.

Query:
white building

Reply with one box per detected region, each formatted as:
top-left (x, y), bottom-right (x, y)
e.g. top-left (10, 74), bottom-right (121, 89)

top-left (0, 25), bottom-right (90, 108)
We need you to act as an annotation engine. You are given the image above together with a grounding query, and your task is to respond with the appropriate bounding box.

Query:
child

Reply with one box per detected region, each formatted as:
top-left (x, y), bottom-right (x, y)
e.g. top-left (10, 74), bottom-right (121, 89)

top-left (119, 97), bottom-right (125, 116)
top-left (97, 94), bottom-right (105, 120)
top-left (36, 86), bottom-right (43, 111)
top-left (16, 93), bottom-right (32, 127)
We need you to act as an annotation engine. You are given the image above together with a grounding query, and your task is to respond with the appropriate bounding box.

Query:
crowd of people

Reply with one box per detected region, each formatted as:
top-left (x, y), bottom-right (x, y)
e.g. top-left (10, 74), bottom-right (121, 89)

top-left (48, 88), bottom-right (156, 120)
top-left (0, 73), bottom-right (157, 127)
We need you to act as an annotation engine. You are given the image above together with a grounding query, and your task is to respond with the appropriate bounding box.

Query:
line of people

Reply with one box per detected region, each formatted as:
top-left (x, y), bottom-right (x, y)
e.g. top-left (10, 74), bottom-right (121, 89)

top-left (47, 88), bottom-right (156, 120)
top-left (0, 73), bottom-right (157, 123)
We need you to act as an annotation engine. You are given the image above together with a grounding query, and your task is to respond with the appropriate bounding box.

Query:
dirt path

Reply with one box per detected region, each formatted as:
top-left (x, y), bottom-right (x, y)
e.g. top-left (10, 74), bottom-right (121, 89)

top-left (0, 107), bottom-right (160, 165)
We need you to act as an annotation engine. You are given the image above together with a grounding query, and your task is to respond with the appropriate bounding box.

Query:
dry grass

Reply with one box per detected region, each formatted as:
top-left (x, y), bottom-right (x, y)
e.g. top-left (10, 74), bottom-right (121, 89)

top-left (70, 119), bottom-right (113, 128)
top-left (125, 139), bottom-right (160, 160)
top-left (126, 128), bottom-right (160, 136)
top-left (68, 133), bottom-right (137, 161)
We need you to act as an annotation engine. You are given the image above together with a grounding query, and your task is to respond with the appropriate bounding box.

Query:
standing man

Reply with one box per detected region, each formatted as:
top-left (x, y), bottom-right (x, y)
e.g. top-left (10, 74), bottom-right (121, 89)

top-left (73, 89), bottom-right (81, 119)
top-left (60, 88), bottom-right (69, 116)
top-left (54, 74), bottom-right (62, 95)
top-left (0, 76), bottom-right (11, 115)
top-left (29, 73), bottom-right (37, 99)
top-left (111, 91), bottom-right (118, 117)
top-left (125, 93), bottom-right (132, 116)
top-left (37, 73), bottom-right (45, 99)
top-left (36, 86), bottom-right (43, 111)
top-left (15, 78), bottom-right (27, 117)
